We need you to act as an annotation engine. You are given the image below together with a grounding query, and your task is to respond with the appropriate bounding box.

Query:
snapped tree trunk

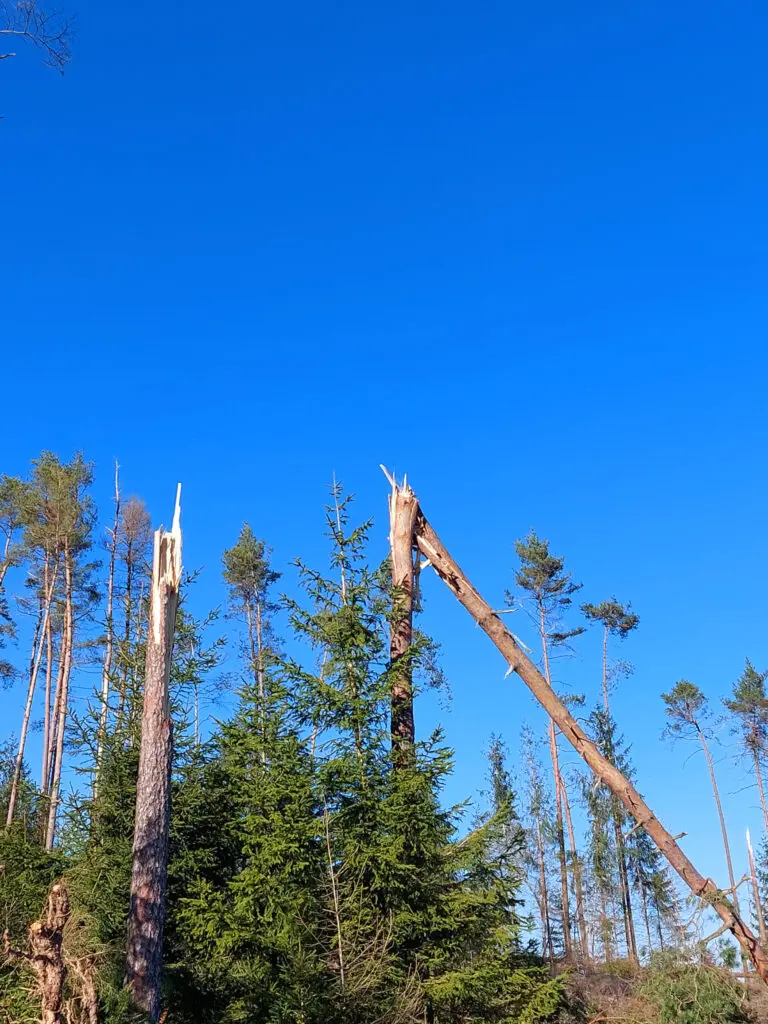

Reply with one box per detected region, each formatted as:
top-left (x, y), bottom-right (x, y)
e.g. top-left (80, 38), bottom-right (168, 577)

top-left (409, 496), bottom-right (768, 982)
top-left (125, 490), bottom-right (182, 1022)
top-left (3, 882), bottom-right (71, 1024)
top-left (387, 476), bottom-right (418, 753)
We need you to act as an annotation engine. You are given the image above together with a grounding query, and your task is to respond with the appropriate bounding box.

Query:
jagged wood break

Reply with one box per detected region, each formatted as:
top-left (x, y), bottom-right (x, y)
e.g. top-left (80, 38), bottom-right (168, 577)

top-left (393, 480), bottom-right (768, 981)
top-left (125, 486), bottom-right (182, 1020)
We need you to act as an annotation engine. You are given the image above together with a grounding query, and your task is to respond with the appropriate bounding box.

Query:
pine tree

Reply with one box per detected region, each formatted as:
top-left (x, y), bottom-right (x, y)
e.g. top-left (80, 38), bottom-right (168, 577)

top-left (723, 659), bottom-right (768, 832)
top-left (510, 530), bottom-right (584, 961)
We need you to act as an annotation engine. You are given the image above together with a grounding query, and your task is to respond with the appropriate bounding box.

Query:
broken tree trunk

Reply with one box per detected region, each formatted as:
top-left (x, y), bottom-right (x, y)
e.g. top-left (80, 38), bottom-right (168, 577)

top-left (2, 881), bottom-right (71, 1024)
top-left (408, 494), bottom-right (768, 982)
top-left (386, 474), bottom-right (419, 753)
top-left (125, 487), bottom-right (182, 1022)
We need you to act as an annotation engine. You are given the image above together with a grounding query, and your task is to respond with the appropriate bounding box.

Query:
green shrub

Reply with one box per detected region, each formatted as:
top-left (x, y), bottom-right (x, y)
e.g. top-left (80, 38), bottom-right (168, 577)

top-left (639, 952), bottom-right (751, 1024)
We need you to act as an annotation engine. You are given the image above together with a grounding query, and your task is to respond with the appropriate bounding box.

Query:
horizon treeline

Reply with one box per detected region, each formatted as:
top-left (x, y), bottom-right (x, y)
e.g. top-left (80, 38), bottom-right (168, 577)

top-left (1, 450), bottom-right (768, 1023)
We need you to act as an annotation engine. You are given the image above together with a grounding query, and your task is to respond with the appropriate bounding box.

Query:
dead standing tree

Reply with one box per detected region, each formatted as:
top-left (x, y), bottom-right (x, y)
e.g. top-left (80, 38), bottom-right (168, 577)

top-left (125, 487), bottom-right (182, 1021)
top-left (385, 471), bottom-right (419, 754)
top-left (384, 475), bottom-right (768, 981)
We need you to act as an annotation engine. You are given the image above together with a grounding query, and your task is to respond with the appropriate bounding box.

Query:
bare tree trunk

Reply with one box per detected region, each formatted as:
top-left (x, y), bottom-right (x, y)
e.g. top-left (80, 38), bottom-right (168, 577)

top-left (538, 607), bottom-right (572, 960)
top-left (7, 562), bottom-right (57, 826)
top-left (697, 727), bottom-right (739, 915)
top-left (116, 537), bottom-right (135, 730)
top-left (96, 465), bottom-right (120, 796)
top-left (411, 501), bottom-right (768, 981)
top-left (562, 778), bottom-right (589, 962)
top-left (602, 626), bottom-right (609, 714)
top-left (640, 883), bottom-right (653, 958)
top-left (388, 477), bottom-right (418, 753)
top-left (125, 490), bottom-right (182, 1022)
top-left (46, 546), bottom-right (73, 851)
top-left (747, 829), bottom-right (766, 949)
top-left (536, 816), bottom-right (554, 966)
top-left (613, 812), bottom-right (638, 962)
top-left (754, 750), bottom-right (768, 835)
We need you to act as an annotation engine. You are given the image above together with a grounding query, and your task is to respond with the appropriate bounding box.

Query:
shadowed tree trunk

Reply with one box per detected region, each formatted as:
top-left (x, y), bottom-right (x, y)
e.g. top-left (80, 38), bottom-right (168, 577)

top-left (406, 491), bottom-right (768, 981)
top-left (125, 488), bottom-right (182, 1021)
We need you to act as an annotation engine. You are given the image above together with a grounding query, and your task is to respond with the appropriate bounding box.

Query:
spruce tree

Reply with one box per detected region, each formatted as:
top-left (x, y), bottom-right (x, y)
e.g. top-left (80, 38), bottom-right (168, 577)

top-left (723, 659), bottom-right (768, 832)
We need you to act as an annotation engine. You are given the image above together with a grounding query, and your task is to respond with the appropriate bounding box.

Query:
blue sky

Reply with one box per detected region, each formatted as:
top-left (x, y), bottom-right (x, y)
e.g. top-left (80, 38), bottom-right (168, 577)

top-left (3, 0), bottom-right (768, 910)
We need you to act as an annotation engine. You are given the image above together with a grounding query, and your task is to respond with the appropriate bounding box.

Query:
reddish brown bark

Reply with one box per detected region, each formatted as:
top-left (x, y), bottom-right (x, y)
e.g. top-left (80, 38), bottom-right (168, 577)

top-left (125, 491), bottom-right (181, 1021)
top-left (387, 478), bottom-right (418, 752)
top-left (411, 501), bottom-right (768, 982)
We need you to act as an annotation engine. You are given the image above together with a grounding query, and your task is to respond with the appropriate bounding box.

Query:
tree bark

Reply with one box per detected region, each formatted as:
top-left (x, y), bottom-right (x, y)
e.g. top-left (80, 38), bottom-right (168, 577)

top-left (697, 726), bottom-right (739, 916)
top-left (411, 502), bottom-right (768, 982)
top-left (613, 810), bottom-right (638, 961)
top-left (125, 490), bottom-right (181, 1022)
top-left (388, 478), bottom-right (418, 753)
top-left (754, 750), bottom-right (768, 835)
top-left (536, 817), bottom-right (554, 966)
top-left (747, 829), bottom-right (766, 949)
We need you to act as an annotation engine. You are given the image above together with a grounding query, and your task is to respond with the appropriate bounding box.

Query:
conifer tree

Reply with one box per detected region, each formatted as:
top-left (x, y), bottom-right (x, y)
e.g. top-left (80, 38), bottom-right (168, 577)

top-left (662, 682), bottom-right (742, 944)
top-left (510, 530), bottom-right (584, 961)
top-left (724, 660), bottom-right (768, 832)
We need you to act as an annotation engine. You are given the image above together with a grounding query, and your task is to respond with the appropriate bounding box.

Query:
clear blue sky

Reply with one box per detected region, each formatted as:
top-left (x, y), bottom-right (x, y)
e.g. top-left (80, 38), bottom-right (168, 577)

top-left (3, 0), bottom-right (768, 902)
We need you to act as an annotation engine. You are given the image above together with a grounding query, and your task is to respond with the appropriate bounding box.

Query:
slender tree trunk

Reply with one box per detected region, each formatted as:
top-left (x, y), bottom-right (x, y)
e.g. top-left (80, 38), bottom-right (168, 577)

top-left (697, 727), bottom-right (739, 913)
top-left (41, 612), bottom-right (55, 792)
top-left (412, 502), bottom-right (768, 981)
top-left (536, 816), bottom-right (554, 966)
top-left (96, 465), bottom-right (120, 795)
top-left (613, 811), bottom-right (638, 961)
top-left (116, 538), bottom-right (135, 731)
top-left (598, 886), bottom-right (613, 961)
top-left (539, 607), bottom-right (572, 959)
top-left (7, 563), bottom-right (57, 826)
top-left (602, 626), bottom-right (609, 714)
top-left (562, 778), bottom-right (589, 961)
top-left (125, 492), bottom-right (182, 1022)
top-left (46, 546), bottom-right (74, 850)
top-left (747, 829), bottom-right (766, 949)
top-left (754, 750), bottom-right (768, 835)
top-left (388, 477), bottom-right (418, 753)
top-left (640, 882), bottom-right (653, 959)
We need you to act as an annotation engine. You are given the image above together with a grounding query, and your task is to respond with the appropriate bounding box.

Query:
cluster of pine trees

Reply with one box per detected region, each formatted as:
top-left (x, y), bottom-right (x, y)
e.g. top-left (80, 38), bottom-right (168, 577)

top-left (2, 451), bottom-right (768, 1022)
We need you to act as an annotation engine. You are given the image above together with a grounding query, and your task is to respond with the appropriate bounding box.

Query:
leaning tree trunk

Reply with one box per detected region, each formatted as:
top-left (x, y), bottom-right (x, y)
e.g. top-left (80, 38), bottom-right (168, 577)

top-left (125, 489), bottom-right (182, 1022)
top-left (387, 475), bottom-right (419, 753)
top-left (406, 493), bottom-right (768, 982)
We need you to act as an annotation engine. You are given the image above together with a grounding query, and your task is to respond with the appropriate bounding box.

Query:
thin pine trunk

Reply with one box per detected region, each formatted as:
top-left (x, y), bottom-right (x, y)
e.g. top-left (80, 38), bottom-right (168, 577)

top-left (536, 817), bottom-right (554, 966)
top-left (96, 465), bottom-right (120, 794)
top-left (697, 726), bottom-right (739, 911)
top-left (125, 491), bottom-right (181, 1021)
top-left (562, 777), bottom-right (589, 961)
top-left (640, 883), bottom-right (653, 959)
top-left (540, 607), bottom-right (572, 959)
top-left (613, 812), bottom-right (638, 961)
top-left (116, 537), bottom-right (135, 731)
top-left (412, 502), bottom-right (768, 980)
top-left (747, 829), bottom-right (766, 949)
top-left (7, 562), bottom-right (57, 826)
top-left (754, 750), bottom-right (768, 835)
top-left (602, 626), bottom-right (609, 714)
top-left (45, 546), bottom-right (73, 850)
top-left (41, 613), bottom-right (55, 791)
